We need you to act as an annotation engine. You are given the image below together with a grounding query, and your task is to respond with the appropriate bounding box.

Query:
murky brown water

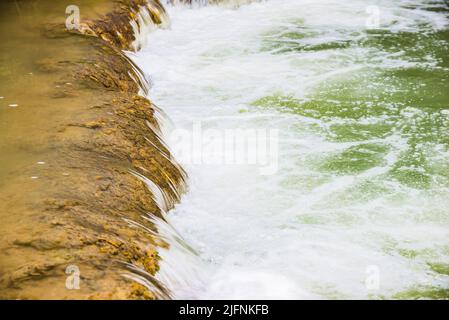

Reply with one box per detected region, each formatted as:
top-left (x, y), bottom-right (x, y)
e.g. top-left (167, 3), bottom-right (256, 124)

top-left (0, 0), bottom-right (185, 299)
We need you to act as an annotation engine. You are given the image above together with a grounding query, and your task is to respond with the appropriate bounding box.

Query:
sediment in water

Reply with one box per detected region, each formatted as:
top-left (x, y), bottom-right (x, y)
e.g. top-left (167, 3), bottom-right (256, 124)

top-left (0, 0), bottom-right (185, 299)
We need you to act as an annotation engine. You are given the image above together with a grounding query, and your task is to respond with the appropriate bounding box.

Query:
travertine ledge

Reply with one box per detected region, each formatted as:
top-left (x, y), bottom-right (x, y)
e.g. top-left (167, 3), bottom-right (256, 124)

top-left (0, 0), bottom-right (185, 299)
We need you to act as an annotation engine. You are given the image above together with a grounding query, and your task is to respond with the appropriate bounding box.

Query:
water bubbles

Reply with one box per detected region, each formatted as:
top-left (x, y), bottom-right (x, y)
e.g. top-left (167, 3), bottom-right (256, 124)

top-left (133, 0), bottom-right (449, 299)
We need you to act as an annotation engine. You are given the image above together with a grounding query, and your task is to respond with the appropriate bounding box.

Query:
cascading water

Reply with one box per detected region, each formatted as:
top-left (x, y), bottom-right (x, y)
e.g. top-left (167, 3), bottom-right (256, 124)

top-left (130, 0), bottom-right (449, 299)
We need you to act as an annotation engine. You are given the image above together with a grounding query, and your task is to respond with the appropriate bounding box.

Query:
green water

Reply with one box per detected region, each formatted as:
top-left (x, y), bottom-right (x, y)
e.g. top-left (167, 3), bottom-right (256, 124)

top-left (251, 4), bottom-right (449, 298)
top-left (134, 0), bottom-right (449, 299)
top-left (254, 21), bottom-right (449, 191)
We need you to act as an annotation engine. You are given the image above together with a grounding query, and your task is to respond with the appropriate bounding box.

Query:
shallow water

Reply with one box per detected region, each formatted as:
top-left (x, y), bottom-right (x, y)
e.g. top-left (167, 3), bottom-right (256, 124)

top-left (133, 0), bottom-right (449, 299)
top-left (0, 0), bottom-right (166, 299)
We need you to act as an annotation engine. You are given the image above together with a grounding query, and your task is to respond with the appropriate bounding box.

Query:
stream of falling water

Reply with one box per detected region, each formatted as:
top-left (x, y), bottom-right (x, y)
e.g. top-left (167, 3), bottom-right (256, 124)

top-left (131, 0), bottom-right (449, 299)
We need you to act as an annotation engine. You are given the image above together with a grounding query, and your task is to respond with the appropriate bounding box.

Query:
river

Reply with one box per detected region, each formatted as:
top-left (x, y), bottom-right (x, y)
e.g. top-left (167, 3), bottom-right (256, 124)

top-left (131, 0), bottom-right (449, 299)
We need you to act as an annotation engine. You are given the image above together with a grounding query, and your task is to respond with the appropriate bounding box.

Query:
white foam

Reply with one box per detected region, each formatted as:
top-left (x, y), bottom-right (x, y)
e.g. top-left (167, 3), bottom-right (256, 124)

top-left (131, 0), bottom-right (449, 299)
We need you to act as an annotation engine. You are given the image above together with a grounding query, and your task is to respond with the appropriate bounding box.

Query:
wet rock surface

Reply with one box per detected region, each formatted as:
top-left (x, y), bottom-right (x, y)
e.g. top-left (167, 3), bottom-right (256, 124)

top-left (0, 0), bottom-right (185, 299)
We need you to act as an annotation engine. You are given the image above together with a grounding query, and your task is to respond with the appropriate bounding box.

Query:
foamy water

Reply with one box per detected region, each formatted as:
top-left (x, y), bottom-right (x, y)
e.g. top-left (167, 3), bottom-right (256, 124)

top-left (131, 0), bottom-right (449, 299)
